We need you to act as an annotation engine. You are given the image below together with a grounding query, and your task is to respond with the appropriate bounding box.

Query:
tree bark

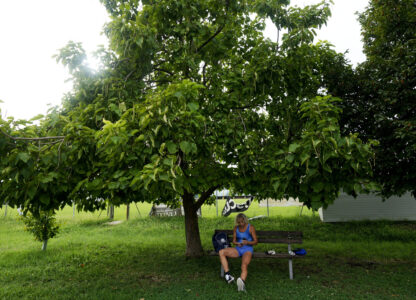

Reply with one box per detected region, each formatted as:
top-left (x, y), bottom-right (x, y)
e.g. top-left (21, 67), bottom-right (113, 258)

top-left (182, 186), bottom-right (219, 257)
top-left (109, 205), bottom-right (114, 220)
top-left (182, 192), bottom-right (204, 258)
top-left (42, 239), bottom-right (48, 251)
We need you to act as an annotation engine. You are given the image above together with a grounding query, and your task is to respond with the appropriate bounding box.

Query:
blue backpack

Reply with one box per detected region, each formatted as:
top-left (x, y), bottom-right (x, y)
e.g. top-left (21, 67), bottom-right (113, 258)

top-left (212, 232), bottom-right (230, 253)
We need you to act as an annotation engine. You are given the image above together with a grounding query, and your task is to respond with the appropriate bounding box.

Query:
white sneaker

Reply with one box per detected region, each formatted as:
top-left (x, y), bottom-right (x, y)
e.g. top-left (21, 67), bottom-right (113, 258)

top-left (225, 273), bottom-right (234, 284)
top-left (237, 277), bottom-right (246, 292)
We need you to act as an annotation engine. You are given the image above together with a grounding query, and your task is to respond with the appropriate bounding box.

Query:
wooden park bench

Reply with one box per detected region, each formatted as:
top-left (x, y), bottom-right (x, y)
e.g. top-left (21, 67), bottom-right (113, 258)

top-left (209, 229), bottom-right (304, 280)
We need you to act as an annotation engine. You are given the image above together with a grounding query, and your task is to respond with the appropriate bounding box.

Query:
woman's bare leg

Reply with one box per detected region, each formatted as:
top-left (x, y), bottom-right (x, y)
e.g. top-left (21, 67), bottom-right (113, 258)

top-left (219, 248), bottom-right (239, 272)
top-left (240, 252), bottom-right (252, 281)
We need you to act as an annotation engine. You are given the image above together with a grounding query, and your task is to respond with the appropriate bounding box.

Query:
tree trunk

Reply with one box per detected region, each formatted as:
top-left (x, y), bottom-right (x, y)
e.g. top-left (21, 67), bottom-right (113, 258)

top-left (126, 203), bottom-right (130, 220)
top-left (109, 205), bottom-right (114, 220)
top-left (182, 192), bottom-right (204, 258)
top-left (42, 239), bottom-right (48, 251)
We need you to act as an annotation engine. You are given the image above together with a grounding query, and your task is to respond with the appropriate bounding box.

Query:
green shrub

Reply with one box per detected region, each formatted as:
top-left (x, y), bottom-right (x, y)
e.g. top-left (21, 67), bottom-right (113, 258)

top-left (20, 211), bottom-right (60, 251)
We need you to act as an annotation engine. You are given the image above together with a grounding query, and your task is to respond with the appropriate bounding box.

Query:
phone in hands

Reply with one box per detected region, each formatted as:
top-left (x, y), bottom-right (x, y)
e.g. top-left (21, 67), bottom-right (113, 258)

top-left (235, 239), bottom-right (246, 246)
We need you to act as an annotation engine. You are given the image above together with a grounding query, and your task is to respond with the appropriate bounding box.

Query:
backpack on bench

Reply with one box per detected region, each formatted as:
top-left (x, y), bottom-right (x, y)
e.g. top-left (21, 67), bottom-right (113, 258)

top-left (212, 232), bottom-right (231, 253)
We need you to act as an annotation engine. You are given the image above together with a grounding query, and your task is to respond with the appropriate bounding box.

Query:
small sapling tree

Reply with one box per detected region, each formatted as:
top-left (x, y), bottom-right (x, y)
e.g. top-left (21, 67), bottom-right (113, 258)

top-left (21, 211), bottom-right (60, 251)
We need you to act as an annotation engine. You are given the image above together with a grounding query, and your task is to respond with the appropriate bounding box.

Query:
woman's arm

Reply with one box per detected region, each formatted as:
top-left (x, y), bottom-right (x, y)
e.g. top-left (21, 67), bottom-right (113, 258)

top-left (247, 225), bottom-right (258, 246)
top-left (232, 226), bottom-right (240, 245)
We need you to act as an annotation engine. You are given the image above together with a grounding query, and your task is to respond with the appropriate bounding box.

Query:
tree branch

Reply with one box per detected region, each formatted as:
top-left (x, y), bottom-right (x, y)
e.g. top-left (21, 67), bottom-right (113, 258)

top-left (194, 185), bottom-right (220, 209)
top-left (154, 67), bottom-right (174, 76)
top-left (237, 111), bottom-right (247, 133)
top-left (55, 140), bottom-right (65, 170)
top-left (0, 128), bottom-right (65, 141)
top-left (110, 57), bottom-right (131, 68)
top-left (230, 104), bottom-right (256, 110)
top-left (196, 25), bottom-right (225, 53)
top-left (124, 70), bottom-right (135, 81)
top-left (202, 62), bottom-right (207, 86)
top-left (196, 0), bottom-right (229, 53)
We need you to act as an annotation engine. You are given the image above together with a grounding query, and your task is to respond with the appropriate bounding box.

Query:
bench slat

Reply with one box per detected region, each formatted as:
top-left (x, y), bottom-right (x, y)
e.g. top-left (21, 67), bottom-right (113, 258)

top-left (208, 251), bottom-right (303, 258)
top-left (257, 238), bottom-right (302, 244)
top-left (215, 229), bottom-right (302, 235)
top-left (214, 229), bottom-right (303, 244)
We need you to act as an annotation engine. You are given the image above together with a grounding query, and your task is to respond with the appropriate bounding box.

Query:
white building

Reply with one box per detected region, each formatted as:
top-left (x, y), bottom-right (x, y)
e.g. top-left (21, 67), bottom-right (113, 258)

top-left (319, 192), bottom-right (416, 222)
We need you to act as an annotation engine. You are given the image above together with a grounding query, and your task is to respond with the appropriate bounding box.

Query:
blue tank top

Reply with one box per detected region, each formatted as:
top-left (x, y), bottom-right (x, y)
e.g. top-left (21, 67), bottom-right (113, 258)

top-left (236, 224), bottom-right (253, 243)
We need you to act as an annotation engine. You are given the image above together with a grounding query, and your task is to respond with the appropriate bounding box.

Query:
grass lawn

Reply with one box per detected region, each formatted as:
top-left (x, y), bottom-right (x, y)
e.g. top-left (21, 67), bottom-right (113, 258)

top-left (1, 202), bottom-right (416, 299)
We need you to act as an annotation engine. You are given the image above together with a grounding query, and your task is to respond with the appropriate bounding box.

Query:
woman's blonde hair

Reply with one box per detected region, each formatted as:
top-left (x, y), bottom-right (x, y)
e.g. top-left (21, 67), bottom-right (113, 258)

top-left (235, 213), bottom-right (248, 225)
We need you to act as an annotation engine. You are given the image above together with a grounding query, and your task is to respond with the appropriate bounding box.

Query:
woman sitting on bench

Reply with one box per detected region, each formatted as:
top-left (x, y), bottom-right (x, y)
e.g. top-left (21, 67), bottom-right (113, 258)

top-left (219, 213), bottom-right (258, 292)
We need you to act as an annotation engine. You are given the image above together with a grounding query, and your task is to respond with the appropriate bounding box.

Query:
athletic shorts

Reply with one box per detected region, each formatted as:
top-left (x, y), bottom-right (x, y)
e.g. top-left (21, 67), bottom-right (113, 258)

top-left (236, 245), bottom-right (253, 257)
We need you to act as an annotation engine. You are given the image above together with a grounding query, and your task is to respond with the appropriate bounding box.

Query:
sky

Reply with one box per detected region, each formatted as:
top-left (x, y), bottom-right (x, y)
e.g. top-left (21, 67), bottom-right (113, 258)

top-left (0, 0), bottom-right (369, 121)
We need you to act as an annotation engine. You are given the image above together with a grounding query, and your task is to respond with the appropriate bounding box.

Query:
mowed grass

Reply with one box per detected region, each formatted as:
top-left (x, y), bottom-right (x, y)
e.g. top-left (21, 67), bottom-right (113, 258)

top-left (1, 202), bottom-right (416, 300)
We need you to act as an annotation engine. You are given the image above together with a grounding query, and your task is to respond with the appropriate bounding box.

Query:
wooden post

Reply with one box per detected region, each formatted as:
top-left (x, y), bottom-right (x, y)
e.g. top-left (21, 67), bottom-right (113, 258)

top-left (288, 244), bottom-right (293, 280)
top-left (4, 203), bottom-right (7, 217)
top-left (267, 198), bottom-right (270, 217)
top-left (126, 203), bottom-right (130, 220)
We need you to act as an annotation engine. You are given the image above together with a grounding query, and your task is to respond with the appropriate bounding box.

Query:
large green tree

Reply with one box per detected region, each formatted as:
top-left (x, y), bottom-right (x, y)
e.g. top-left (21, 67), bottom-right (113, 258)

top-left (91, 0), bottom-right (376, 256)
top-left (1, 0), bottom-right (377, 257)
top-left (332, 0), bottom-right (416, 198)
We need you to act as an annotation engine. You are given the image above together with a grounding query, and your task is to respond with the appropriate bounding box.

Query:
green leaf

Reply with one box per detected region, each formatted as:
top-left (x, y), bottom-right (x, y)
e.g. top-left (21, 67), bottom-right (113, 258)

top-left (30, 114), bottom-right (45, 121)
top-left (17, 152), bottom-right (30, 163)
top-left (108, 182), bottom-right (120, 189)
top-left (159, 143), bottom-right (166, 155)
top-left (40, 172), bottom-right (57, 184)
top-left (286, 154), bottom-right (294, 163)
top-left (166, 141), bottom-right (178, 154)
top-left (190, 143), bottom-right (197, 154)
top-left (174, 91), bottom-right (183, 99)
top-left (272, 181), bottom-right (280, 191)
top-left (27, 184), bottom-right (37, 199)
top-left (159, 174), bottom-right (170, 182)
top-left (130, 176), bottom-right (141, 187)
top-left (312, 181), bottom-right (324, 193)
top-left (329, 137), bottom-right (338, 149)
top-left (119, 102), bottom-right (127, 112)
top-left (153, 124), bottom-right (162, 135)
top-left (179, 141), bottom-right (192, 155)
top-left (300, 153), bottom-right (310, 165)
top-left (136, 134), bottom-right (145, 142)
top-left (312, 139), bottom-right (321, 148)
top-left (307, 168), bottom-right (318, 176)
top-left (163, 157), bottom-right (174, 167)
top-left (136, 36), bottom-right (143, 47)
top-left (353, 183), bottom-right (362, 194)
top-left (39, 194), bottom-right (50, 205)
top-left (288, 143), bottom-right (300, 153)
top-left (187, 102), bottom-right (199, 112)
